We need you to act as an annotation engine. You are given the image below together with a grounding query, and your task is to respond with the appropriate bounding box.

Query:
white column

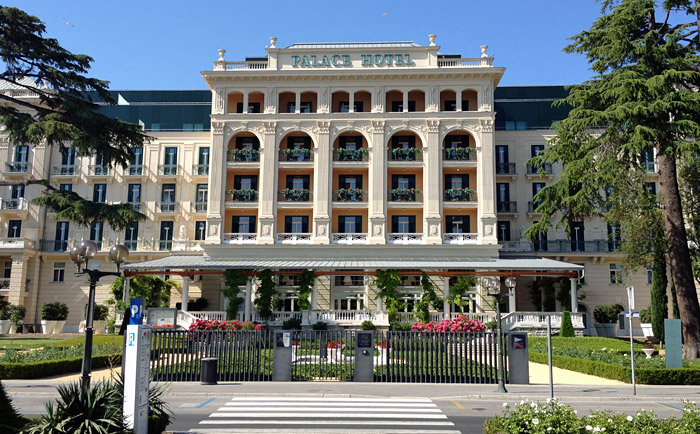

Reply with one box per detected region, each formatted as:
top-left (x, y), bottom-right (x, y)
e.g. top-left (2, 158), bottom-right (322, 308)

top-left (349, 91), bottom-right (355, 113)
top-left (508, 288), bottom-right (516, 313)
top-left (244, 277), bottom-right (252, 321)
top-left (181, 276), bottom-right (189, 312)
top-left (402, 90), bottom-right (408, 113)
top-left (443, 278), bottom-right (450, 320)
top-left (311, 281), bottom-right (318, 311)
top-left (242, 92), bottom-right (249, 114)
top-left (122, 276), bottom-right (131, 306)
top-left (295, 92), bottom-right (301, 114)
top-left (570, 277), bottom-right (578, 313)
top-left (456, 89), bottom-right (463, 112)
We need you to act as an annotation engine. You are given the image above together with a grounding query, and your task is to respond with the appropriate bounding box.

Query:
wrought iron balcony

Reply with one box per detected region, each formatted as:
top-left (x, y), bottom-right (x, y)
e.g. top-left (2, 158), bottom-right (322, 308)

top-left (443, 147), bottom-right (476, 161)
top-left (226, 190), bottom-right (258, 202)
top-left (278, 189), bottom-right (311, 202)
top-left (333, 148), bottom-right (369, 162)
top-left (333, 189), bottom-right (366, 202)
top-left (227, 149), bottom-right (260, 162)
top-left (527, 162), bottom-right (553, 175)
top-left (389, 189), bottom-right (421, 202)
top-left (279, 149), bottom-right (313, 162)
top-left (388, 148), bottom-right (423, 162)
top-left (155, 201), bottom-right (178, 213)
top-left (496, 163), bottom-right (516, 175)
top-left (497, 201), bottom-right (517, 213)
top-left (4, 162), bottom-right (31, 174)
top-left (443, 189), bottom-right (476, 202)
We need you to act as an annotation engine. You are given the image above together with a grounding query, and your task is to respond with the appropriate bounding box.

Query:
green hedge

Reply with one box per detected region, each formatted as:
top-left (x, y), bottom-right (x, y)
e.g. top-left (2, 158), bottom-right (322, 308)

top-left (529, 351), bottom-right (700, 385)
top-left (0, 353), bottom-right (122, 379)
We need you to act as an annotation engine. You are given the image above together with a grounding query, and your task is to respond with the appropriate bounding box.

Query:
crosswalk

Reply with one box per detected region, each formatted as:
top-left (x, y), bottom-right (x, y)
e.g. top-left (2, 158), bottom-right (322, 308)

top-left (191, 396), bottom-right (461, 433)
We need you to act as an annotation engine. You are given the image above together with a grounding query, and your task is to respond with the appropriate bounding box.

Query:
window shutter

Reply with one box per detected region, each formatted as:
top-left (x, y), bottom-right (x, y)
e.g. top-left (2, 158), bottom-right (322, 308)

top-left (465, 216), bottom-right (471, 232)
top-left (301, 175), bottom-right (310, 188)
top-left (391, 176), bottom-right (399, 189)
top-left (408, 176), bottom-right (416, 189)
top-left (462, 175), bottom-right (470, 188)
top-left (339, 175), bottom-right (347, 186)
top-left (236, 102), bottom-right (243, 113)
top-left (356, 216), bottom-right (363, 233)
top-left (284, 217), bottom-right (292, 233)
top-left (301, 216), bottom-right (309, 233)
top-left (251, 176), bottom-right (258, 190)
top-left (249, 216), bottom-right (257, 233)
top-left (355, 101), bottom-right (363, 112)
top-left (461, 100), bottom-right (469, 111)
top-left (338, 216), bottom-right (346, 231)
top-left (408, 216), bottom-right (416, 233)
top-left (339, 136), bottom-right (346, 148)
top-left (357, 176), bottom-right (363, 190)
top-left (444, 100), bottom-right (455, 111)
top-left (232, 216), bottom-right (240, 231)
top-left (391, 216), bottom-right (399, 232)
top-left (234, 177), bottom-right (242, 189)
top-left (286, 176), bottom-right (294, 189)
top-left (303, 136), bottom-right (311, 148)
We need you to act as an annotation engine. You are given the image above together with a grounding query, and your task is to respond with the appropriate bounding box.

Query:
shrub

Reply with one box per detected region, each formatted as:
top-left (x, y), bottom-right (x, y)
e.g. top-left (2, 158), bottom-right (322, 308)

top-left (0, 353), bottom-right (122, 379)
top-left (9, 306), bottom-right (25, 330)
top-left (311, 321), bottom-right (328, 331)
top-left (85, 303), bottom-right (109, 321)
top-left (360, 320), bottom-right (376, 331)
top-left (639, 307), bottom-right (652, 323)
top-left (41, 302), bottom-right (68, 321)
top-left (485, 320), bottom-right (497, 331)
top-left (188, 319), bottom-right (261, 331)
top-left (390, 322), bottom-right (413, 331)
top-left (0, 379), bottom-right (27, 432)
top-left (0, 301), bottom-right (10, 321)
top-left (559, 311), bottom-right (575, 337)
top-left (282, 317), bottom-right (302, 330)
top-left (593, 304), bottom-right (623, 323)
top-left (412, 316), bottom-right (486, 333)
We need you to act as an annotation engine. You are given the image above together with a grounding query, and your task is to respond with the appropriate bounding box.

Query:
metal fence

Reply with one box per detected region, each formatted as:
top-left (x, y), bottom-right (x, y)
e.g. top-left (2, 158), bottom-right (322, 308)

top-left (291, 330), bottom-right (355, 381)
top-left (150, 329), bottom-right (273, 382)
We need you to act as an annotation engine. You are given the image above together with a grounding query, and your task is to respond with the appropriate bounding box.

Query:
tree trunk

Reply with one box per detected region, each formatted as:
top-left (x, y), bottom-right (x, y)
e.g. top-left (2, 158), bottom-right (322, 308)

top-left (657, 153), bottom-right (700, 358)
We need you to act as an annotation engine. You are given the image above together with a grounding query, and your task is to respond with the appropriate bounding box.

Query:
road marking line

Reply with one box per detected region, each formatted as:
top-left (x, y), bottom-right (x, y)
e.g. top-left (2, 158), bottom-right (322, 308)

top-left (215, 406), bottom-right (442, 412)
top-left (197, 398), bottom-right (216, 408)
top-left (224, 401), bottom-right (436, 407)
top-left (208, 412), bottom-right (448, 419)
top-left (192, 429), bottom-right (462, 434)
top-left (200, 420), bottom-right (455, 426)
top-left (450, 400), bottom-right (465, 409)
top-left (654, 401), bottom-right (683, 412)
top-left (227, 397), bottom-right (433, 403)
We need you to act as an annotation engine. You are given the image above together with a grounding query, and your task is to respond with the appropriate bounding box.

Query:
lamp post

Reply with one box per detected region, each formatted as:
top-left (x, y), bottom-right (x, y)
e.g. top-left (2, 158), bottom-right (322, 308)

top-left (484, 276), bottom-right (507, 393)
top-left (70, 241), bottom-right (129, 390)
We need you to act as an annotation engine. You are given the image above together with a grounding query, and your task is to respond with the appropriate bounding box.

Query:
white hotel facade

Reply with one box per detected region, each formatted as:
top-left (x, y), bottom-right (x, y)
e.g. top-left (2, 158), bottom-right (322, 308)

top-left (0, 37), bottom-right (663, 332)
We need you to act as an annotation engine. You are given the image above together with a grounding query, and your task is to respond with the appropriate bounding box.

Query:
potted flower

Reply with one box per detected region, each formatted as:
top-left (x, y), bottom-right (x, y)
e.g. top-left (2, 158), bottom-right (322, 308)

top-left (0, 301), bottom-right (11, 334)
top-left (593, 305), bottom-right (623, 337)
top-left (89, 304), bottom-right (109, 334)
top-left (639, 308), bottom-right (654, 338)
top-left (642, 342), bottom-right (657, 359)
top-left (41, 302), bottom-right (60, 334)
top-left (9, 305), bottom-right (25, 334)
top-left (54, 302), bottom-right (69, 334)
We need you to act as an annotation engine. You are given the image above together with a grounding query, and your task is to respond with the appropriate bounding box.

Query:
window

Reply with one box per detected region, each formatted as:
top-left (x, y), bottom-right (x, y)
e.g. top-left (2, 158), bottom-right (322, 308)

top-left (53, 263), bottom-right (65, 283)
top-left (607, 223), bottom-right (621, 251)
top-left (495, 145), bottom-right (511, 173)
top-left (93, 184), bottom-right (107, 203)
top-left (531, 144), bottom-right (545, 158)
top-left (610, 264), bottom-right (623, 285)
top-left (497, 183), bottom-right (510, 210)
top-left (339, 101), bottom-right (363, 112)
top-left (284, 216), bottom-right (309, 233)
top-left (444, 100), bottom-right (469, 111)
top-left (127, 184), bottom-right (141, 203)
top-left (7, 220), bottom-right (21, 238)
top-left (234, 175), bottom-right (257, 191)
top-left (90, 221), bottom-right (104, 249)
top-left (446, 215), bottom-right (470, 233)
top-left (645, 182), bottom-right (657, 195)
top-left (11, 185), bottom-right (24, 205)
top-left (338, 216), bottom-right (362, 234)
top-left (197, 147), bottom-right (210, 175)
top-left (160, 221), bottom-right (174, 250)
top-left (445, 135), bottom-right (468, 149)
top-left (232, 216), bottom-right (256, 233)
top-left (533, 226), bottom-right (548, 252)
top-left (195, 221), bottom-right (206, 240)
top-left (338, 136), bottom-right (360, 150)
top-left (3, 261), bottom-right (11, 280)
top-left (125, 221), bottom-right (138, 250)
top-left (129, 147), bottom-right (143, 175)
top-left (59, 183), bottom-right (72, 191)
top-left (54, 221), bottom-right (69, 251)
top-left (60, 148), bottom-right (75, 174)
top-left (285, 175), bottom-right (309, 192)
top-left (195, 184), bottom-right (208, 204)
top-left (570, 222), bottom-right (585, 251)
top-left (497, 221), bottom-right (511, 242)
top-left (161, 184), bottom-right (176, 202)
top-left (164, 146), bottom-right (178, 167)
top-left (14, 145), bottom-right (28, 162)
top-left (287, 101), bottom-right (311, 113)
top-left (236, 102), bottom-right (261, 113)
top-left (531, 182), bottom-right (545, 211)
top-left (391, 100), bottom-right (415, 112)
top-left (338, 175), bottom-right (362, 190)
top-left (391, 216), bottom-right (416, 233)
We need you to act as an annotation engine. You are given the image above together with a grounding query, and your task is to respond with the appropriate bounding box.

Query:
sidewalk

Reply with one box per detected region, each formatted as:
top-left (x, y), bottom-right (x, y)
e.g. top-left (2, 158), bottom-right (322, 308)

top-left (528, 361), bottom-right (625, 385)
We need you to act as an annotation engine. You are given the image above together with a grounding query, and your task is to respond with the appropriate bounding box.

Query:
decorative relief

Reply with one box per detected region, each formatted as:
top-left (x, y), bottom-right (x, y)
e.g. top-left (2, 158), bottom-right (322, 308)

top-left (215, 91), bottom-right (224, 112)
top-left (430, 224), bottom-right (438, 236)
top-left (263, 224), bottom-right (272, 236)
top-left (209, 223), bottom-right (220, 236)
top-left (371, 121), bottom-right (385, 134)
top-left (318, 224), bottom-right (327, 236)
top-left (263, 122), bottom-right (277, 134)
top-left (0, 137), bottom-right (9, 149)
top-left (479, 119), bottom-right (494, 132)
top-left (485, 223), bottom-right (494, 236)
top-left (317, 121), bottom-right (330, 134)
top-left (373, 224), bottom-right (383, 236)
top-left (427, 120), bottom-right (439, 133)
top-left (212, 122), bottom-right (225, 135)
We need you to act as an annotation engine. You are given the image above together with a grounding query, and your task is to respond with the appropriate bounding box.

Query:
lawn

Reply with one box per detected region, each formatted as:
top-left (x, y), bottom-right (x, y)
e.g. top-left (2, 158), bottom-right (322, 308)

top-left (0, 337), bottom-right (65, 350)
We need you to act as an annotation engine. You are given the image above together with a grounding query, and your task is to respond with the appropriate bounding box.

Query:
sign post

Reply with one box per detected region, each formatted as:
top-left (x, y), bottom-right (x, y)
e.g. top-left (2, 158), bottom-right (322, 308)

top-left (626, 286), bottom-right (636, 396)
top-left (124, 324), bottom-right (151, 433)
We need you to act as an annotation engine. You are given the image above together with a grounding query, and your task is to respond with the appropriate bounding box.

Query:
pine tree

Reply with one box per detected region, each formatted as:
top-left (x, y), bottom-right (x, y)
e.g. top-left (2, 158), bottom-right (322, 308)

top-left (527, 0), bottom-right (700, 358)
top-left (559, 311), bottom-right (576, 337)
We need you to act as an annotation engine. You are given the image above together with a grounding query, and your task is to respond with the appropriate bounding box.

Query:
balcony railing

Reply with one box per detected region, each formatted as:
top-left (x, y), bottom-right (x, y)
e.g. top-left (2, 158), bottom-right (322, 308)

top-left (496, 163), bottom-right (516, 175)
top-left (226, 190), bottom-right (258, 202)
top-left (387, 233), bottom-right (424, 244)
top-left (124, 240), bottom-right (138, 251)
top-left (126, 201), bottom-right (143, 212)
top-left (443, 148), bottom-right (476, 161)
top-left (278, 190), bottom-right (311, 202)
top-left (527, 162), bottom-right (553, 175)
top-left (277, 233), bottom-right (312, 244)
top-left (88, 165), bottom-right (110, 176)
top-left (333, 189), bottom-right (366, 202)
top-left (155, 201), bottom-right (178, 213)
top-left (528, 201), bottom-right (542, 213)
top-left (443, 233), bottom-right (478, 245)
top-left (331, 233), bottom-right (369, 244)
top-left (388, 148), bottom-right (423, 162)
top-left (190, 202), bottom-right (208, 213)
top-left (124, 164), bottom-right (144, 176)
top-left (497, 201), bottom-right (517, 213)
top-left (4, 162), bottom-right (31, 174)
top-left (0, 198), bottom-right (25, 210)
top-left (437, 57), bottom-right (493, 67)
top-left (159, 240), bottom-right (173, 251)
top-left (42, 239), bottom-right (69, 252)
top-left (158, 164), bottom-right (181, 176)
top-left (279, 149), bottom-right (313, 162)
top-left (443, 189), bottom-right (476, 202)
top-left (53, 165), bottom-right (77, 176)
top-left (216, 60), bottom-right (269, 71)
top-left (192, 164), bottom-right (209, 176)
top-left (223, 233), bottom-right (257, 244)
top-left (227, 149), bottom-right (260, 163)
top-left (501, 239), bottom-right (610, 253)
top-left (333, 148), bottom-right (369, 162)
top-left (389, 189), bottom-right (421, 202)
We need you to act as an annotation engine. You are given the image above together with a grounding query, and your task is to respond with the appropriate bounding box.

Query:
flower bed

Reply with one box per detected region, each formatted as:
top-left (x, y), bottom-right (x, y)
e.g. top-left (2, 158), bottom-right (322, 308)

top-left (188, 319), bottom-right (262, 331)
top-left (411, 316), bottom-right (486, 332)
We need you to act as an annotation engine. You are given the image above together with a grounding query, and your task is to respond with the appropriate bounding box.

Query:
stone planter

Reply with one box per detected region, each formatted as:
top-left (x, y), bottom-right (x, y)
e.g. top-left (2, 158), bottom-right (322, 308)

top-left (594, 323), bottom-right (616, 338)
top-left (53, 320), bottom-right (66, 334)
top-left (642, 348), bottom-right (655, 359)
top-left (93, 320), bottom-right (106, 334)
top-left (0, 319), bottom-right (11, 334)
top-left (41, 320), bottom-right (57, 335)
top-left (640, 323), bottom-right (654, 338)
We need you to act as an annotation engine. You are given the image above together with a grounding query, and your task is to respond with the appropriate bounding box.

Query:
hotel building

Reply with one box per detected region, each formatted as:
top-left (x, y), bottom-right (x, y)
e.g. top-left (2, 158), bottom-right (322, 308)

top-left (0, 36), bottom-right (666, 332)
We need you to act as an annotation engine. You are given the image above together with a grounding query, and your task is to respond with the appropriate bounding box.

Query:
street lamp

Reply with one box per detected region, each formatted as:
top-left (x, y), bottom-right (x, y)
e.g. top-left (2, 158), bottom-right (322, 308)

top-left (70, 241), bottom-right (129, 390)
top-left (484, 276), bottom-right (507, 393)
top-left (505, 276), bottom-right (517, 313)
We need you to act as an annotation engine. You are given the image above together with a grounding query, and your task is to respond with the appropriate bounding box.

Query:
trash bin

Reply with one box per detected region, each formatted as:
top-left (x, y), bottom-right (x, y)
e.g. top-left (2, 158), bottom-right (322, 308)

top-left (201, 357), bottom-right (218, 385)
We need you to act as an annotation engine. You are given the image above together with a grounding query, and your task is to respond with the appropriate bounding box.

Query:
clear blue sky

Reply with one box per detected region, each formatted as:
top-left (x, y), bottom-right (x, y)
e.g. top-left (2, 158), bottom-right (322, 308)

top-left (9, 1), bottom-right (604, 89)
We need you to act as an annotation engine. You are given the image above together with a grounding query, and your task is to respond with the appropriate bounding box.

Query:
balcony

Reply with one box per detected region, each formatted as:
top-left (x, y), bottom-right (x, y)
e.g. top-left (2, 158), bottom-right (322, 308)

top-left (53, 165), bottom-right (78, 178)
top-left (388, 148), bottom-right (422, 162)
top-left (159, 240), bottom-right (173, 251)
top-left (226, 190), bottom-right (258, 203)
top-left (88, 165), bottom-right (110, 177)
top-left (332, 189), bottom-right (366, 203)
top-left (157, 164), bottom-right (181, 177)
top-left (278, 189), bottom-right (311, 202)
top-left (276, 233), bottom-right (312, 244)
top-left (443, 148), bottom-right (476, 161)
top-left (527, 162), bottom-right (553, 176)
top-left (42, 239), bottom-right (69, 252)
top-left (223, 233), bottom-right (257, 244)
top-left (388, 189), bottom-right (421, 202)
top-left (279, 149), bottom-right (313, 163)
top-left (497, 201), bottom-right (517, 213)
top-left (387, 233), bottom-right (424, 244)
top-left (0, 237), bottom-right (33, 250)
top-left (443, 188), bottom-right (476, 202)
top-left (331, 233), bottom-right (369, 244)
top-left (0, 198), bottom-right (27, 214)
top-left (333, 148), bottom-right (369, 162)
top-left (124, 240), bottom-right (138, 251)
top-left (4, 162), bottom-right (31, 175)
top-left (227, 149), bottom-right (260, 163)
top-left (496, 163), bottom-right (516, 175)
top-left (155, 201), bottom-right (178, 213)
top-left (501, 239), bottom-right (610, 253)
top-left (527, 201), bottom-right (542, 214)
top-left (123, 165), bottom-right (145, 177)
top-left (192, 164), bottom-right (209, 176)
top-left (126, 201), bottom-right (143, 212)
top-left (443, 233), bottom-right (478, 245)
top-left (190, 202), bottom-right (208, 213)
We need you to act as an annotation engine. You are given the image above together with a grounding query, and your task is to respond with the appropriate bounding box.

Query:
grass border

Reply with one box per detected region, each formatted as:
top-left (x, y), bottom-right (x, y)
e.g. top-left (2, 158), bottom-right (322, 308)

top-left (0, 354), bottom-right (122, 379)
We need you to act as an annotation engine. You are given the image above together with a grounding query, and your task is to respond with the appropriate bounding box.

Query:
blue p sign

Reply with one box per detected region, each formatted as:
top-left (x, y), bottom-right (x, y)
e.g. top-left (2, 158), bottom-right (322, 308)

top-left (129, 298), bottom-right (144, 325)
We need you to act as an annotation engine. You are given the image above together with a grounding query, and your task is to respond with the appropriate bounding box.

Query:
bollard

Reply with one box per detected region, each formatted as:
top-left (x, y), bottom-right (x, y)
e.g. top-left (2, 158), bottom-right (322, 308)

top-left (200, 357), bottom-right (218, 385)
